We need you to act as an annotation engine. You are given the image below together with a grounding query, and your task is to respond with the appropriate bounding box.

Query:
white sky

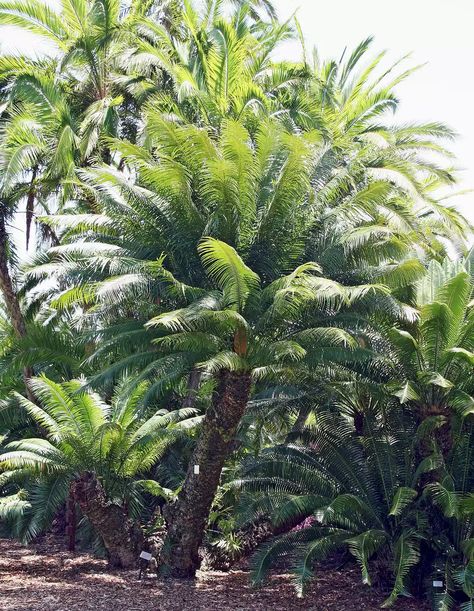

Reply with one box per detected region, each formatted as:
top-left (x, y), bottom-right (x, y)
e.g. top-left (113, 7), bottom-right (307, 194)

top-left (0, 0), bottom-right (473, 225)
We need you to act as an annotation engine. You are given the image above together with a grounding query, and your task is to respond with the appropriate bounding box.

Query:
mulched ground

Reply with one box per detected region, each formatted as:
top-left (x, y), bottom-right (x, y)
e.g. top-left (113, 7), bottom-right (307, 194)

top-left (0, 537), bottom-right (429, 610)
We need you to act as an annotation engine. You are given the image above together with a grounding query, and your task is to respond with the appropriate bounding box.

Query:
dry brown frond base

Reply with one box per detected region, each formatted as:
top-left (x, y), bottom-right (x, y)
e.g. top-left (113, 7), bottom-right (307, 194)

top-left (0, 537), bottom-right (428, 610)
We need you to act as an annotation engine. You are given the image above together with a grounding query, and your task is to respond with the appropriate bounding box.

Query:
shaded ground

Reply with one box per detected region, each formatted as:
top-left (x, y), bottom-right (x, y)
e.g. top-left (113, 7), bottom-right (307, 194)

top-left (0, 537), bottom-right (428, 610)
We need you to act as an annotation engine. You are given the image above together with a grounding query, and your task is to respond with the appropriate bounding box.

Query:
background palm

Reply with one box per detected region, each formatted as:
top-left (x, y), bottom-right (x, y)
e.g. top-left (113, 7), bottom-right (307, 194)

top-left (132, 0), bottom-right (301, 130)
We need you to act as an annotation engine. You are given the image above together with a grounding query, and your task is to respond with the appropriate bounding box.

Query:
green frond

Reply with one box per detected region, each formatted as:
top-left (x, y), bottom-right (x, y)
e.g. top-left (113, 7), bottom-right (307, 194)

top-left (389, 487), bottom-right (418, 516)
top-left (382, 535), bottom-right (420, 607)
top-left (198, 237), bottom-right (260, 311)
top-left (0, 0), bottom-right (66, 44)
top-left (346, 529), bottom-right (387, 585)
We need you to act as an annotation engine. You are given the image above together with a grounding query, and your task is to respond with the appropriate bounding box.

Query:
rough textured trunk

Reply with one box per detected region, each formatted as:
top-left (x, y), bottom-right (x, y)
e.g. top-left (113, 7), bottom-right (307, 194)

top-left (182, 368), bottom-right (202, 408)
top-left (71, 472), bottom-right (143, 568)
top-left (161, 369), bottom-right (252, 578)
top-left (420, 403), bottom-right (452, 458)
top-left (286, 404), bottom-right (311, 443)
top-left (0, 215), bottom-right (34, 399)
top-left (66, 491), bottom-right (76, 553)
top-left (25, 168), bottom-right (37, 251)
top-left (0, 216), bottom-right (26, 337)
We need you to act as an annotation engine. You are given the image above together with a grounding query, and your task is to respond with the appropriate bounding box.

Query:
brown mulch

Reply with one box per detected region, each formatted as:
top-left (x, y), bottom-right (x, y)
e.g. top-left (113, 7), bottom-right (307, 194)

top-left (0, 537), bottom-right (428, 610)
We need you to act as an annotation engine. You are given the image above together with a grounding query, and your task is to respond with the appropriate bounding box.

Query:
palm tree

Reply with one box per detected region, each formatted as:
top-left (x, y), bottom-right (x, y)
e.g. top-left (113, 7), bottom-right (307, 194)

top-left (24, 118), bottom-right (323, 397)
top-left (134, 236), bottom-right (381, 576)
top-left (24, 113), bottom-right (465, 577)
top-left (27, 110), bottom-right (466, 439)
top-left (285, 38), bottom-right (470, 262)
top-left (389, 259), bottom-right (474, 462)
top-left (132, 0), bottom-right (301, 130)
top-left (232, 258), bottom-right (474, 604)
top-left (0, 375), bottom-right (198, 566)
top-left (237, 387), bottom-right (474, 606)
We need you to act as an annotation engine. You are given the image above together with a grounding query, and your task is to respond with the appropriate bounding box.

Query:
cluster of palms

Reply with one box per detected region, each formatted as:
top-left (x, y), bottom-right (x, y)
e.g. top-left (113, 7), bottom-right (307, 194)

top-left (0, 0), bottom-right (473, 607)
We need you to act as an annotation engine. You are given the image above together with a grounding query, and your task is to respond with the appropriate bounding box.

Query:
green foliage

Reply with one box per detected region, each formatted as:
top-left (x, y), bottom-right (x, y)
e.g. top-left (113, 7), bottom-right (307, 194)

top-left (233, 268), bottom-right (474, 605)
top-left (0, 1), bottom-right (472, 608)
top-left (236, 395), bottom-right (474, 604)
top-left (0, 376), bottom-right (198, 541)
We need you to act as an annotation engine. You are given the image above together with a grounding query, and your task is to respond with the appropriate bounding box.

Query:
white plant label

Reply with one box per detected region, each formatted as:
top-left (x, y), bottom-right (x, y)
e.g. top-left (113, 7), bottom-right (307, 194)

top-left (194, 464), bottom-right (200, 475)
top-left (139, 551), bottom-right (152, 561)
top-left (432, 580), bottom-right (443, 588)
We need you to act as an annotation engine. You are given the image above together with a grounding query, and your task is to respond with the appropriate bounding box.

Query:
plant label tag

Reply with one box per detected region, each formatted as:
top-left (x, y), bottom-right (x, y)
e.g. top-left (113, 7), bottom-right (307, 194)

top-left (139, 551), bottom-right (152, 561)
top-left (432, 580), bottom-right (443, 588)
top-left (194, 464), bottom-right (200, 475)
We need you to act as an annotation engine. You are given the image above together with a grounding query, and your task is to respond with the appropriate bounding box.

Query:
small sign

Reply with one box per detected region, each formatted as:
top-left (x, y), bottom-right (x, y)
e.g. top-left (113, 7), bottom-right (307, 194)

top-left (432, 580), bottom-right (443, 588)
top-left (139, 551), bottom-right (152, 561)
top-left (194, 464), bottom-right (200, 475)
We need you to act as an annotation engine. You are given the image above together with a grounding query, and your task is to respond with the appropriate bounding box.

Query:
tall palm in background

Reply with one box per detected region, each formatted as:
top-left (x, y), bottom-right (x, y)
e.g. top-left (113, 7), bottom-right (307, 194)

top-left (0, 0), bottom-right (135, 399)
top-left (132, 0), bottom-right (301, 130)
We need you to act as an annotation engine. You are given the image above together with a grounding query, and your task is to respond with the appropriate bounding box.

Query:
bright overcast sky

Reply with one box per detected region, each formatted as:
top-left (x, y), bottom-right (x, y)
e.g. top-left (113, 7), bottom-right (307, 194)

top-left (1, 0), bottom-right (473, 223)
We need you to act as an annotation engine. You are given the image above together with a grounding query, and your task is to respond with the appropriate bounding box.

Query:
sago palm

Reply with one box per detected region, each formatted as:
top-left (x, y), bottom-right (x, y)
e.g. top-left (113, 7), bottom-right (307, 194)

top-left (389, 259), bottom-right (474, 463)
top-left (128, 236), bottom-right (381, 576)
top-left (131, 0), bottom-right (298, 130)
top-left (237, 392), bottom-right (474, 607)
top-left (0, 375), bottom-right (198, 565)
top-left (28, 113), bottom-right (440, 323)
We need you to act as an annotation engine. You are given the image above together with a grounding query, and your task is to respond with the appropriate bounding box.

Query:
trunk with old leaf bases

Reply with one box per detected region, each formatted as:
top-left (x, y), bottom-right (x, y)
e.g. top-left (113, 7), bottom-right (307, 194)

top-left (161, 369), bottom-right (252, 577)
top-left (71, 472), bottom-right (143, 568)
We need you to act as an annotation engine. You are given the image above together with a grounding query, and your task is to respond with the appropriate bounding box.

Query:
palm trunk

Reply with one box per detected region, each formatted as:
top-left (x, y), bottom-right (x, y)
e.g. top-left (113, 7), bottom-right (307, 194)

top-left (71, 472), bottom-right (143, 568)
top-left (286, 404), bottom-right (311, 443)
top-left (0, 216), bottom-right (26, 337)
top-left (161, 369), bottom-right (252, 578)
top-left (182, 368), bottom-right (202, 408)
top-left (25, 168), bottom-right (37, 251)
top-left (417, 402), bottom-right (452, 486)
top-left (0, 215), bottom-right (34, 399)
top-left (66, 490), bottom-right (76, 552)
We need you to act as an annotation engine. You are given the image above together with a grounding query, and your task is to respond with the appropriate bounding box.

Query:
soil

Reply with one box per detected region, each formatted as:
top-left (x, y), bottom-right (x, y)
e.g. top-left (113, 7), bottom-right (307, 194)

top-left (0, 536), bottom-right (429, 610)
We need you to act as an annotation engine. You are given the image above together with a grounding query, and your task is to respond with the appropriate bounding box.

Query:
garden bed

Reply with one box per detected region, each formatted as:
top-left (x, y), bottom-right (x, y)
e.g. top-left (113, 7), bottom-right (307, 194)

top-left (0, 537), bottom-right (428, 610)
